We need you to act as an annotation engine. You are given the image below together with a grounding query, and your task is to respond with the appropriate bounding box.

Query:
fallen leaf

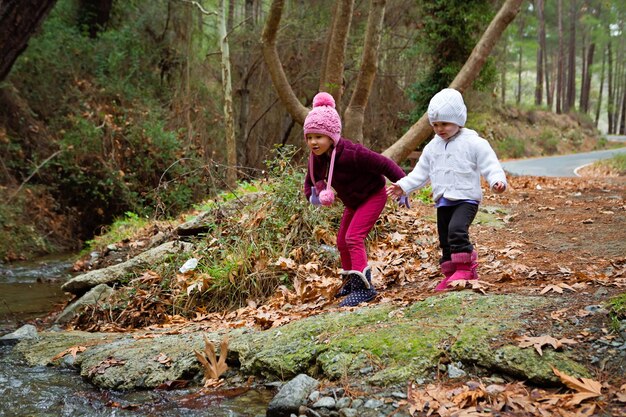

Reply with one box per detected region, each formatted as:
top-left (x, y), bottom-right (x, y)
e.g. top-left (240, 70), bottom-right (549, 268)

top-left (517, 335), bottom-right (577, 356)
top-left (540, 283), bottom-right (577, 294)
top-left (194, 334), bottom-right (229, 387)
top-left (51, 345), bottom-right (87, 361)
top-left (552, 367), bottom-right (602, 405)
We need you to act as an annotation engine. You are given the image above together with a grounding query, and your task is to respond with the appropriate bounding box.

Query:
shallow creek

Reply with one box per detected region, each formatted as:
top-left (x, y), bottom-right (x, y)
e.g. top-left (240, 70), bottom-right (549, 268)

top-left (0, 257), bottom-right (272, 417)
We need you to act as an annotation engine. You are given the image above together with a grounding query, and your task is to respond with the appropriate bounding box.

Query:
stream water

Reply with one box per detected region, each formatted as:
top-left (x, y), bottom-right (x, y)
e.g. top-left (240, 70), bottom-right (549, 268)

top-left (0, 257), bottom-right (272, 417)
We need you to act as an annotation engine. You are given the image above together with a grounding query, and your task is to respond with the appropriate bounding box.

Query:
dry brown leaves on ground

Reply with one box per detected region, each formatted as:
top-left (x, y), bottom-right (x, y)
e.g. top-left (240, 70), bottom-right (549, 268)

top-left (400, 366), bottom-right (617, 417)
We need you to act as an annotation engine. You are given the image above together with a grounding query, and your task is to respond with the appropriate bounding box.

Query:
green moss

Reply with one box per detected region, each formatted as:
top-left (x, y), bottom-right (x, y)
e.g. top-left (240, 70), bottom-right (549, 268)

top-left (231, 293), bottom-right (589, 387)
top-left (488, 346), bottom-right (590, 385)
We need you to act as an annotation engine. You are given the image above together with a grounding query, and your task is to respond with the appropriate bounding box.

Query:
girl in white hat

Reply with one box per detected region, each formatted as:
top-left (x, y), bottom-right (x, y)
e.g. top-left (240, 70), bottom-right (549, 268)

top-left (387, 88), bottom-right (507, 291)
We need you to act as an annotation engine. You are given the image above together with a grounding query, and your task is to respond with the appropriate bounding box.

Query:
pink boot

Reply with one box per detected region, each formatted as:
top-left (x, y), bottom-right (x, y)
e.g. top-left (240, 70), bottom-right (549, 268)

top-left (448, 252), bottom-right (474, 282)
top-left (470, 250), bottom-right (478, 280)
top-left (435, 260), bottom-right (455, 291)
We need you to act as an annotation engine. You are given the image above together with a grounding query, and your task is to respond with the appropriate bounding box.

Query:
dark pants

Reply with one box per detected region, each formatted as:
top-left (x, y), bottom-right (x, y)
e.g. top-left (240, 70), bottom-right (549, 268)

top-left (436, 203), bottom-right (478, 263)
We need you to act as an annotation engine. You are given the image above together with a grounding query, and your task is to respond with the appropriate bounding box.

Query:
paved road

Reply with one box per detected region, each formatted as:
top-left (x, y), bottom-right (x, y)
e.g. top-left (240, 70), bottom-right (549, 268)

top-left (501, 146), bottom-right (626, 177)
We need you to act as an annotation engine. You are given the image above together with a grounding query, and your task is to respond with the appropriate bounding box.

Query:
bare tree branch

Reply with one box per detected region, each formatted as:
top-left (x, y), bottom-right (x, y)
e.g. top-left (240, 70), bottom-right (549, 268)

top-left (343, 0), bottom-right (387, 142)
top-left (261, 0), bottom-right (308, 124)
top-left (383, 0), bottom-right (524, 163)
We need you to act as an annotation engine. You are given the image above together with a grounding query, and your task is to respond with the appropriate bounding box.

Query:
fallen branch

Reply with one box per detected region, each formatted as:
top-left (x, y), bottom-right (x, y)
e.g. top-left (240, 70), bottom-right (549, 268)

top-left (8, 149), bottom-right (62, 202)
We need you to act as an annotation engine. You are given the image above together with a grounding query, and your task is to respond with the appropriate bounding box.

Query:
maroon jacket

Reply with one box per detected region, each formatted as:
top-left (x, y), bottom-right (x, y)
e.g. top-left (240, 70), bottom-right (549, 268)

top-left (304, 138), bottom-right (406, 209)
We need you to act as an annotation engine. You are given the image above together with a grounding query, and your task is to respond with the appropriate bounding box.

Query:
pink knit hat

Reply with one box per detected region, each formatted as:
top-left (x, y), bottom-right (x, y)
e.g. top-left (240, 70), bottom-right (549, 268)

top-left (304, 92), bottom-right (341, 206)
top-left (303, 92), bottom-right (342, 143)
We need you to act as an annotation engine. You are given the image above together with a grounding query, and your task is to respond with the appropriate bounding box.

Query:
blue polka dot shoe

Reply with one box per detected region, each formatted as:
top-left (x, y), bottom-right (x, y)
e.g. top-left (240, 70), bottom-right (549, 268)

top-left (339, 266), bottom-right (377, 307)
top-left (334, 271), bottom-right (354, 298)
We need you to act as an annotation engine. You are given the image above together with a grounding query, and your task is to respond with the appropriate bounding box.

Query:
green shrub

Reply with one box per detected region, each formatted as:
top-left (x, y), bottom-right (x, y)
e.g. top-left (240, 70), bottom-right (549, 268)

top-left (84, 211), bottom-right (149, 253)
top-left (170, 145), bottom-right (342, 312)
top-left (592, 153), bottom-right (626, 175)
top-left (535, 130), bottom-right (559, 155)
top-left (607, 292), bottom-right (626, 333)
top-left (494, 136), bottom-right (526, 159)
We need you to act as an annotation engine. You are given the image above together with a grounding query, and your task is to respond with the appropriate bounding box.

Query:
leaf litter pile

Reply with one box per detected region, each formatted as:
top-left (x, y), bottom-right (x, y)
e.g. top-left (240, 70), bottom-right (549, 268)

top-left (65, 174), bottom-right (626, 416)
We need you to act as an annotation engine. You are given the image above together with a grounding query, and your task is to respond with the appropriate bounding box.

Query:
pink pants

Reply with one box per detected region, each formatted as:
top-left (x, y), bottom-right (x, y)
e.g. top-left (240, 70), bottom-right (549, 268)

top-left (337, 187), bottom-right (388, 272)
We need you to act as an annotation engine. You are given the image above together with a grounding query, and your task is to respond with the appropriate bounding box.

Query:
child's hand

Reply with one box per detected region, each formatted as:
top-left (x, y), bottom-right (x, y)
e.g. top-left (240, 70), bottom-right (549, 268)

top-left (492, 182), bottom-right (506, 194)
top-left (386, 184), bottom-right (404, 198)
top-left (397, 195), bottom-right (411, 208)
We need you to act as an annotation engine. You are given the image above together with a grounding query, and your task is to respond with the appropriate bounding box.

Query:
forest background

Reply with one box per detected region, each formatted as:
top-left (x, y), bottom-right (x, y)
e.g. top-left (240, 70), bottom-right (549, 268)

top-left (0, 0), bottom-right (625, 262)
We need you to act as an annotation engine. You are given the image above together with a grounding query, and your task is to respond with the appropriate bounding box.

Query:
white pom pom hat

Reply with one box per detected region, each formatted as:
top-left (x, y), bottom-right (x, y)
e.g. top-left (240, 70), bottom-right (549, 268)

top-left (427, 88), bottom-right (467, 127)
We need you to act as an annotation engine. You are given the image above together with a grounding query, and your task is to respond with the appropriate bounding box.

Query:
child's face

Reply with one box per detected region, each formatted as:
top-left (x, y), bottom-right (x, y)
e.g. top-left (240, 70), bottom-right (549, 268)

top-left (305, 133), bottom-right (333, 156)
top-left (432, 122), bottom-right (460, 140)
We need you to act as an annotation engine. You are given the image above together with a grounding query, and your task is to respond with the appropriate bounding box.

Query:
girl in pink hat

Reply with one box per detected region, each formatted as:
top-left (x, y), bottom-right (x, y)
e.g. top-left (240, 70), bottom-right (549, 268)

top-left (387, 88), bottom-right (507, 291)
top-left (303, 92), bottom-right (407, 307)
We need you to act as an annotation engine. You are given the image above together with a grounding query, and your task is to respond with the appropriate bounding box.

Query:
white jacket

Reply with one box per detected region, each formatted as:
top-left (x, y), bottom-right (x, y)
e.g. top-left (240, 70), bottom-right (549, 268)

top-left (396, 128), bottom-right (507, 202)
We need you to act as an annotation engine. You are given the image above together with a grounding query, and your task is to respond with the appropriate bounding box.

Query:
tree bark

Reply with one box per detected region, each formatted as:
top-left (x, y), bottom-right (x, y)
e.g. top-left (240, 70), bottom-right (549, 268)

top-left (382, 0), bottom-right (524, 163)
top-left (343, 0), bottom-right (386, 143)
top-left (556, 0), bottom-right (564, 114)
top-left (534, 0), bottom-right (545, 106)
top-left (618, 73), bottom-right (626, 135)
top-left (319, 0), bottom-right (340, 89)
top-left (0, 0), bottom-right (58, 82)
top-left (219, 0), bottom-right (237, 188)
top-left (236, 0), bottom-right (255, 165)
top-left (594, 45), bottom-right (606, 127)
top-left (261, 0), bottom-right (308, 125)
top-left (580, 41), bottom-right (595, 113)
top-left (320, 0), bottom-right (354, 104)
top-left (564, 0), bottom-right (577, 113)
top-left (607, 40), bottom-right (614, 133)
top-left (516, 15), bottom-right (524, 105)
top-left (261, 0), bottom-right (383, 137)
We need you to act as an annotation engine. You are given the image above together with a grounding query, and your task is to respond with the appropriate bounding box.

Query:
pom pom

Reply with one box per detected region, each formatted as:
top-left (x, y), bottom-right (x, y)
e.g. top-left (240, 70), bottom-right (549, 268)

top-left (313, 92), bottom-right (336, 109)
top-left (319, 189), bottom-right (335, 206)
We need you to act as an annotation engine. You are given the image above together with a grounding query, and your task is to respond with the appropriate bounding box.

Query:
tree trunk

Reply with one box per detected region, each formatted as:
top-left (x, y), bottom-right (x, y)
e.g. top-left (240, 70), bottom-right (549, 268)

top-left (236, 0), bottom-right (255, 166)
top-left (607, 40), bottom-right (614, 133)
top-left (618, 74), bottom-right (626, 135)
top-left (382, 0), bottom-right (524, 163)
top-left (556, 0), bottom-right (564, 114)
top-left (594, 45), bottom-right (606, 127)
top-left (580, 42), bottom-right (595, 113)
top-left (261, 0), bottom-right (384, 141)
top-left (0, 0), bottom-right (58, 82)
top-left (343, 0), bottom-right (387, 143)
top-left (579, 32), bottom-right (586, 111)
top-left (516, 15), bottom-right (524, 105)
top-left (564, 0), bottom-right (577, 113)
top-left (319, 0), bottom-right (340, 89)
top-left (184, 4), bottom-right (193, 145)
top-left (499, 36), bottom-right (507, 105)
top-left (261, 0), bottom-right (309, 125)
top-left (321, 0), bottom-right (354, 104)
top-left (219, 0), bottom-right (237, 189)
top-left (534, 0), bottom-right (545, 106)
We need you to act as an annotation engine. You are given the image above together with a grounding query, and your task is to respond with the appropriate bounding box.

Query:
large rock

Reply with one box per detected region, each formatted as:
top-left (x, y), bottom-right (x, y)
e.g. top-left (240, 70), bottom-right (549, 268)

top-left (55, 283), bottom-right (114, 324)
top-left (62, 241), bottom-right (194, 294)
top-left (0, 324), bottom-right (37, 346)
top-left (266, 374), bottom-right (319, 417)
top-left (13, 292), bottom-right (592, 390)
